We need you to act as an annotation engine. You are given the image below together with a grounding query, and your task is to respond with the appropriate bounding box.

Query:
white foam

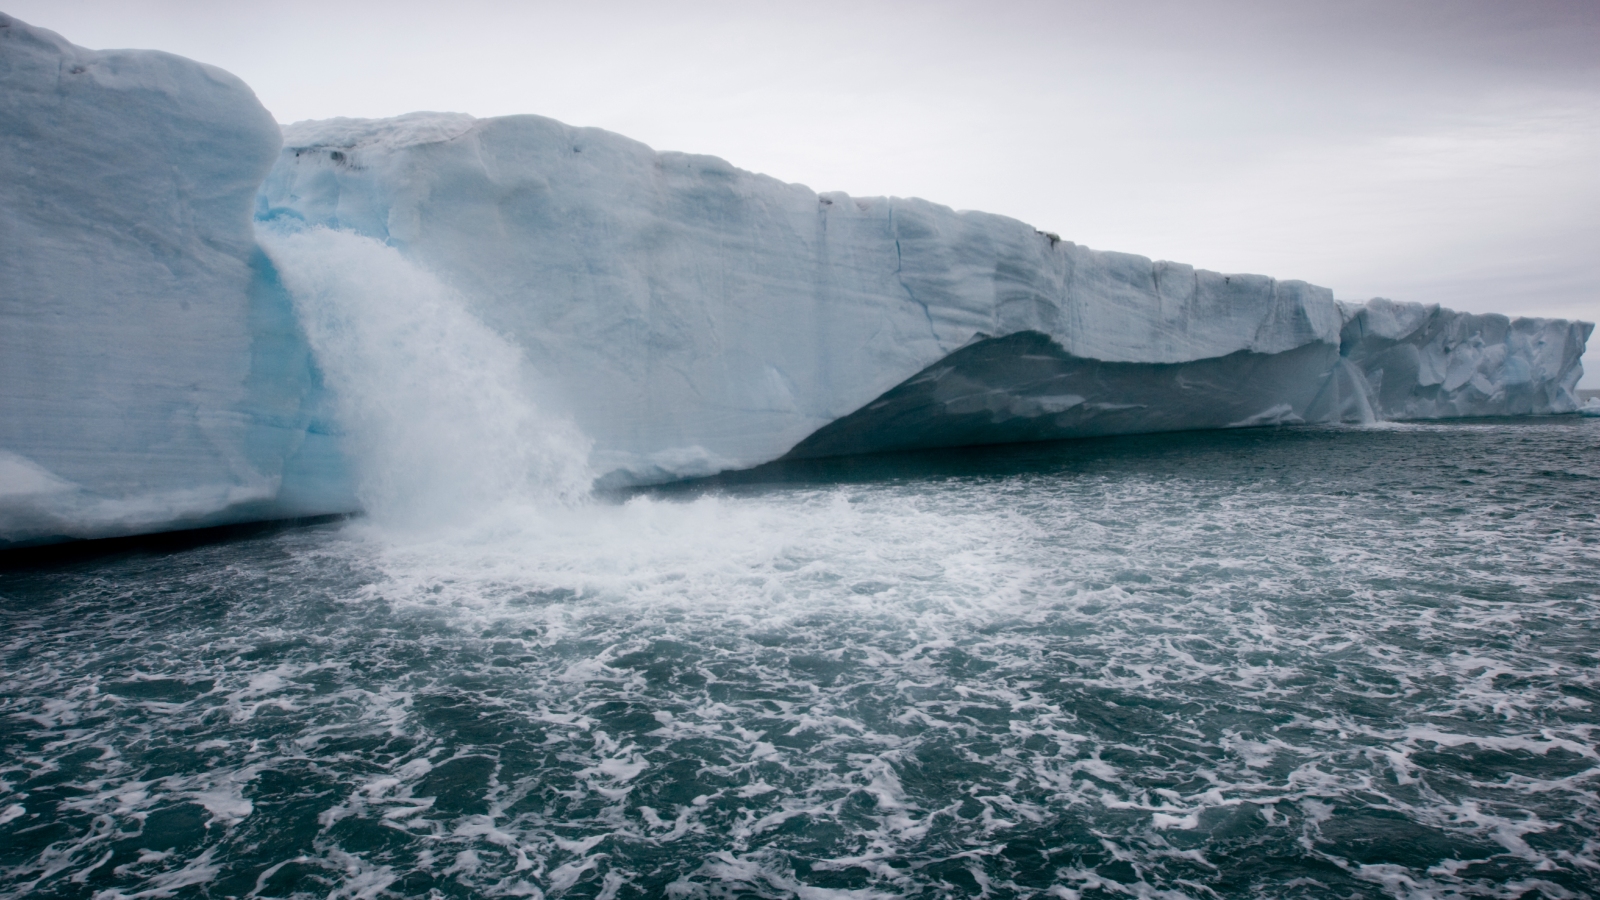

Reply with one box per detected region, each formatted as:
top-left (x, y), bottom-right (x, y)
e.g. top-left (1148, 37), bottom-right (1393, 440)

top-left (4, 422), bottom-right (1596, 898)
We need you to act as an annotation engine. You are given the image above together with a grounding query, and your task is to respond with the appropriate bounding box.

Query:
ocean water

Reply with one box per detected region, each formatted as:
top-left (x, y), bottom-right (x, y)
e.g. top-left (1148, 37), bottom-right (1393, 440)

top-left (3, 420), bottom-right (1598, 900)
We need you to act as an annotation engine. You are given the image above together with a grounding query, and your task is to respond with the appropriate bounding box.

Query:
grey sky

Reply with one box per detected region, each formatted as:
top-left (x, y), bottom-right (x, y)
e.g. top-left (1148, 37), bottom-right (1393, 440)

top-left (11, 0), bottom-right (1599, 383)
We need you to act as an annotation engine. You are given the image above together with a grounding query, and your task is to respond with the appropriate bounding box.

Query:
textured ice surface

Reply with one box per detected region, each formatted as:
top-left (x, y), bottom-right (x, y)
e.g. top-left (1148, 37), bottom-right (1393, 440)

top-left (259, 112), bottom-right (1590, 485)
top-left (0, 13), bottom-right (354, 545)
top-left (1340, 298), bottom-right (1591, 420)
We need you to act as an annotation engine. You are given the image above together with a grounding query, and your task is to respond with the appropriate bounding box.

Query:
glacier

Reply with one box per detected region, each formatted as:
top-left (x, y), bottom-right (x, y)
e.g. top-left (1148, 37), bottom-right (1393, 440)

top-left (0, 13), bottom-right (1591, 546)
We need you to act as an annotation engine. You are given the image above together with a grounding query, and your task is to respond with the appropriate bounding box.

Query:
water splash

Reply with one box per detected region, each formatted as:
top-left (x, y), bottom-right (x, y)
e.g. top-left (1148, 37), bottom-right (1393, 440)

top-left (258, 226), bottom-right (593, 529)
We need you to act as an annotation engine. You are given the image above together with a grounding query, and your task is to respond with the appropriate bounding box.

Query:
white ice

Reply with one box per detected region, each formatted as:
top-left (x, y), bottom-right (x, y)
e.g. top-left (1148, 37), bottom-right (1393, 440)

top-left (0, 13), bottom-right (353, 544)
top-left (258, 112), bottom-right (1589, 483)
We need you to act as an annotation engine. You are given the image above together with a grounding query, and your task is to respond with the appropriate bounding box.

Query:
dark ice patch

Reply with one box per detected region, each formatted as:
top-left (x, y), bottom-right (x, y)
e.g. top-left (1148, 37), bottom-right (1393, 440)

top-left (784, 331), bottom-right (1338, 459)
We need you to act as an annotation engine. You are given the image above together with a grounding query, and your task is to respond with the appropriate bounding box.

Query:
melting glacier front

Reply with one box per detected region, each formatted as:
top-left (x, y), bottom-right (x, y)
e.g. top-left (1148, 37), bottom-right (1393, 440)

top-left (0, 10), bottom-right (1592, 546)
top-left (260, 112), bottom-right (1590, 486)
top-left (786, 303), bottom-right (1592, 461)
top-left (0, 12), bottom-right (354, 547)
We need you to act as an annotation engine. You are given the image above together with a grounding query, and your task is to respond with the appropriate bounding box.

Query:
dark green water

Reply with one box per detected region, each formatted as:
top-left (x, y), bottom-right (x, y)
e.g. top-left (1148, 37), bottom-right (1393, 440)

top-left (3, 421), bottom-right (1598, 899)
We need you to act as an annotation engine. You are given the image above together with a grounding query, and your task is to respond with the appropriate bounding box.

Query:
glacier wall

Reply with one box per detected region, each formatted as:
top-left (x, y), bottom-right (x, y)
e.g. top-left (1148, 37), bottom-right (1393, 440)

top-left (258, 113), bottom-right (1588, 484)
top-left (0, 12), bottom-right (1590, 546)
top-left (258, 113), bottom-right (1351, 483)
top-left (0, 14), bottom-right (355, 546)
top-left (1340, 298), bottom-right (1590, 420)
top-left (784, 303), bottom-right (1594, 460)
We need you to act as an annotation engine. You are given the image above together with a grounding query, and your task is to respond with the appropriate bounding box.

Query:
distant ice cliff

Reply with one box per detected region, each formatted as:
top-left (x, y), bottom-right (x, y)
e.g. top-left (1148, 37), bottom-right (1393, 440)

top-left (0, 13), bottom-right (1590, 545)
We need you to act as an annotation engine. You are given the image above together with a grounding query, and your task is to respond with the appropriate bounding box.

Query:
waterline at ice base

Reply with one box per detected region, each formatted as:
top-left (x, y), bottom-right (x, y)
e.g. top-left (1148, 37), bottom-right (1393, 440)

top-left (0, 8), bottom-right (1591, 547)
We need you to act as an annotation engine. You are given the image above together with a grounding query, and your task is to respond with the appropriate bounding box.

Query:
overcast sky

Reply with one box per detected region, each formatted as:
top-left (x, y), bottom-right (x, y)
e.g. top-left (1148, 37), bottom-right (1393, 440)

top-left (13, 0), bottom-right (1600, 383)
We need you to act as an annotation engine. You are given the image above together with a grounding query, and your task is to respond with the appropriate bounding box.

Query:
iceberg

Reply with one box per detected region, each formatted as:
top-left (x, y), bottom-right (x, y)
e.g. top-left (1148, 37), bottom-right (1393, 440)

top-left (0, 14), bottom-right (354, 546)
top-left (1, 13), bottom-right (1590, 545)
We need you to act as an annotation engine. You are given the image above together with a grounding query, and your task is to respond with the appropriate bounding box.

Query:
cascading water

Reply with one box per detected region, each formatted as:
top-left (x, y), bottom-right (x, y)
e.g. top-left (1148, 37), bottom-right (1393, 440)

top-left (258, 226), bottom-right (594, 529)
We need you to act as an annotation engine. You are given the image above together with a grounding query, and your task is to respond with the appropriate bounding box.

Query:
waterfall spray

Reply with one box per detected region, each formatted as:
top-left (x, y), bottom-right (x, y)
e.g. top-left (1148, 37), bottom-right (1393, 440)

top-left (259, 226), bottom-right (593, 528)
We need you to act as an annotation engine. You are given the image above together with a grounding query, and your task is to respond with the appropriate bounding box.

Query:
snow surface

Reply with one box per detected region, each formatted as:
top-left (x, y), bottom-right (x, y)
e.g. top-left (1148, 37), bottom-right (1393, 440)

top-left (0, 15), bottom-right (1590, 545)
top-left (0, 13), bottom-right (353, 545)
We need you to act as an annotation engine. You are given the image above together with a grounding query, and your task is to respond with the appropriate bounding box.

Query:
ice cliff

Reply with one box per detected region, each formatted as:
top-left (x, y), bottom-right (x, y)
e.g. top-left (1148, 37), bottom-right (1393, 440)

top-left (0, 14), bottom-right (1590, 545)
top-left (1340, 298), bottom-right (1588, 420)
top-left (258, 112), bottom-right (1589, 475)
top-left (0, 13), bottom-right (353, 545)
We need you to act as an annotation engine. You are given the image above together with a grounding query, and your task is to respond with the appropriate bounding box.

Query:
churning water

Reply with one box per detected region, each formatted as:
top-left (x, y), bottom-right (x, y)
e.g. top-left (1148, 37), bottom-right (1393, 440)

top-left (3, 421), bottom-right (1598, 899)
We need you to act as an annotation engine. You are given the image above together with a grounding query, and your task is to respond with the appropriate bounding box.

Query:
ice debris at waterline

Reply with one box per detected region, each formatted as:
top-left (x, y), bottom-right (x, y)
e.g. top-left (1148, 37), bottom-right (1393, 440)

top-left (0, 11), bottom-right (1592, 546)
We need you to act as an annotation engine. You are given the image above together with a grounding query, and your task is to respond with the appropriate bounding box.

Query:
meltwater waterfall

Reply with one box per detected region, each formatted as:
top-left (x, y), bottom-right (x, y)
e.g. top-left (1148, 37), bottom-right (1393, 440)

top-left (259, 227), bottom-right (593, 529)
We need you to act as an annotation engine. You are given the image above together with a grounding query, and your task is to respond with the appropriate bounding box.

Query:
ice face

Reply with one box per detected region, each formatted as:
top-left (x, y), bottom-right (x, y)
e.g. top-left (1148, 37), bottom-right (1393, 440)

top-left (258, 112), bottom-right (1588, 486)
top-left (0, 14), bottom-right (355, 545)
top-left (257, 113), bottom-right (1355, 484)
top-left (1339, 298), bottom-right (1591, 419)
